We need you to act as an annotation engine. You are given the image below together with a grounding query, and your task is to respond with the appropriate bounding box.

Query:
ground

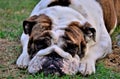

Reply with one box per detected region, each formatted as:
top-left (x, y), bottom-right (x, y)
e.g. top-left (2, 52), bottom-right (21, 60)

top-left (0, 0), bottom-right (120, 79)
top-left (104, 42), bottom-right (120, 72)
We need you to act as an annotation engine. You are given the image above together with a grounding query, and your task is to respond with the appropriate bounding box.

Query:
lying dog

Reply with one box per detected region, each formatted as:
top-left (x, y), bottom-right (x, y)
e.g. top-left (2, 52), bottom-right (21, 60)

top-left (16, 0), bottom-right (119, 76)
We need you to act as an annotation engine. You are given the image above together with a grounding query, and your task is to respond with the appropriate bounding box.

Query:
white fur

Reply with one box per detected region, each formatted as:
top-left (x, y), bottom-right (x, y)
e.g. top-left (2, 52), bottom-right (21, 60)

top-left (27, 45), bottom-right (72, 59)
top-left (16, 33), bottom-right (29, 68)
top-left (16, 0), bottom-right (112, 75)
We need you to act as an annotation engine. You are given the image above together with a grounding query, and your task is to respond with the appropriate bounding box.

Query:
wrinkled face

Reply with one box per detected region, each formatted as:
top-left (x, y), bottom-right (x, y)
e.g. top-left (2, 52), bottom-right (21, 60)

top-left (23, 14), bottom-right (96, 75)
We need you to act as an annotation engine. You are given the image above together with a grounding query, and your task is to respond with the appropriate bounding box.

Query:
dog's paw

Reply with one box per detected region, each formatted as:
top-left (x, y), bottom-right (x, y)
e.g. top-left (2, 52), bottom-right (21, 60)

top-left (28, 56), bottom-right (44, 74)
top-left (16, 53), bottom-right (30, 69)
top-left (79, 58), bottom-right (96, 76)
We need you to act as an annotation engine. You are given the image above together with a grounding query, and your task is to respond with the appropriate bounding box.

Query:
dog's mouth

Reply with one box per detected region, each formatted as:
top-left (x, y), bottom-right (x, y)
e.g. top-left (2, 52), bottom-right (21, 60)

top-left (42, 55), bottom-right (64, 76)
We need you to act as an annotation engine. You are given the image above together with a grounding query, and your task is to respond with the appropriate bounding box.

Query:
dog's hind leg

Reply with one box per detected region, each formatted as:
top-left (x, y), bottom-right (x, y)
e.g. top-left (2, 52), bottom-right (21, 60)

top-left (16, 33), bottom-right (30, 69)
top-left (98, 0), bottom-right (117, 34)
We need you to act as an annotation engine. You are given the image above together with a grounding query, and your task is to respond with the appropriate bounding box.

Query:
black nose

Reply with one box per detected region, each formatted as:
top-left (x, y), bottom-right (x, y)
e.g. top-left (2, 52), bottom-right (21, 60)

top-left (43, 64), bottom-right (58, 75)
top-left (48, 64), bottom-right (57, 70)
top-left (42, 56), bottom-right (64, 76)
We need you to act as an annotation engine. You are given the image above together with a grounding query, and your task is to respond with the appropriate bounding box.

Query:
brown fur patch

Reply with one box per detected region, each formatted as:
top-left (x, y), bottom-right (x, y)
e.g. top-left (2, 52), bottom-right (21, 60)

top-left (26, 15), bottom-right (38, 21)
top-left (98, 0), bottom-right (117, 34)
top-left (63, 21), bottom-right (86, 57)
top-left (35, 14), bottom-right (52, 27)
top-left (30, 14), bottom-right (52, 39)
top-left (66, 22), bottom-right (85, 45)
top-left (27, 14), bottom-right (52, 59)
top-left (23, 14), bottom-right (52, 35)
top-left (28, 30), bottom-right (52, 59)
top-left (114, 0), bottom-right (120, 25)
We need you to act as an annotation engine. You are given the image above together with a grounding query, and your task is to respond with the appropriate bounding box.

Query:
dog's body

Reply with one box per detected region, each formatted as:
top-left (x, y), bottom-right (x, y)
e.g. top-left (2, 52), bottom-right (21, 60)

top-left (16, 0), bottom-right (119, 76)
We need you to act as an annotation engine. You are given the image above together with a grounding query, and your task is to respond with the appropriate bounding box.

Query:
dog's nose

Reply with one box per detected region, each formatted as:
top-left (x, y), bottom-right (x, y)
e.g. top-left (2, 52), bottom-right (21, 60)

top-left (43, 64), bottom-right (58, 75)
top-left (47, 64), bottom-right (57, 70)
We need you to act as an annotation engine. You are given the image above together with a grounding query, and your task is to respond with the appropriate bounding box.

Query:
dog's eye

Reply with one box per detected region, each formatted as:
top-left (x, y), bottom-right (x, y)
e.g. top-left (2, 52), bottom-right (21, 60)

top-left (34, 37), bottom-right (51, 50)
top-left (62, 41), bottom-right (79, 57)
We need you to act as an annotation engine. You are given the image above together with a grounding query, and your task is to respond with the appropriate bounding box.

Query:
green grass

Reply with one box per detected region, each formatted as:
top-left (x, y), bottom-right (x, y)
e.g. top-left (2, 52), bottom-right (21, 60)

top-left (24, 62), bottom-right (120, 79)
top-left (0, 0), bottom-right (39, 41)
top-left (111, 25), bottom-right (120, 41)
top-left (0, 0), bottom-right (120, 79)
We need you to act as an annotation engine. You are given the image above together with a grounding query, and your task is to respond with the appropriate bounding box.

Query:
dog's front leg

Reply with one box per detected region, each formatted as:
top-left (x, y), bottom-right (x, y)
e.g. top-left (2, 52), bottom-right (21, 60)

top-left (16, 33), bottom-right (30, 69)
top-left (79, 41), bottom-right (112, 76)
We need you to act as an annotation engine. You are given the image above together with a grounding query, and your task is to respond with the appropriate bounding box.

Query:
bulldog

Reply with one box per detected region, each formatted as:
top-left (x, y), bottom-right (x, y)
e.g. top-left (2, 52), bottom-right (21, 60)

top-left (16, 0), bottom-right (119, 76)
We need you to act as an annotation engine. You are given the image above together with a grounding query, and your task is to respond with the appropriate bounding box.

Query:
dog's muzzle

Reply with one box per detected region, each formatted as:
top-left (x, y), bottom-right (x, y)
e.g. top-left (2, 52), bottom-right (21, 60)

top-left (38, 45), bottom-right (74, 75)
top-left (42, 52), bottom-right (64, 76)
top-left (40, 48), bottom-right (80, 76)
top-left (30, 45), bottom-right (80, 76)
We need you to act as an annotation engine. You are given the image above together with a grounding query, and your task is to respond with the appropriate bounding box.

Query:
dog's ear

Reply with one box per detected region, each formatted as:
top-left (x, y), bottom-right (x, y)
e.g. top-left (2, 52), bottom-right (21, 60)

top-left (23, 21), bottom-right (36, 35)
top-left (23, 15), bottom-right (38, 35)
top-left (80, 22), bottom-right (96, 42)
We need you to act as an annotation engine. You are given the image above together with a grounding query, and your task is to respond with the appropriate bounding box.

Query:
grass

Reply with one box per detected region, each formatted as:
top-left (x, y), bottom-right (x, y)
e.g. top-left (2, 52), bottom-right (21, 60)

top-left (0, 0), bottom-right (120, 79)
top-left (26, 63), bottom-right (120, 79)
top-left (0, 0), bottom-right (39, 41)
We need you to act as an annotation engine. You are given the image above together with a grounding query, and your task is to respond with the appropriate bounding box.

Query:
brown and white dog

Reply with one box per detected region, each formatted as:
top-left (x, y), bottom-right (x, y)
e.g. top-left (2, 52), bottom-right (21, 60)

top-left (16, 0), bottom-right (119, 76)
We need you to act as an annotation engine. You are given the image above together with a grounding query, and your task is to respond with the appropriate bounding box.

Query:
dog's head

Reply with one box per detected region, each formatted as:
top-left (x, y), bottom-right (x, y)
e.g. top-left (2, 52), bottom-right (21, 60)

top-left (23, 14), bottom-right (96, 75)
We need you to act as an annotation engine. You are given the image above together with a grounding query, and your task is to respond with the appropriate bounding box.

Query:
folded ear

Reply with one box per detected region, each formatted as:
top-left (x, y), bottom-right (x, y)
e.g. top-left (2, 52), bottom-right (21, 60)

top-left (23, 15), bottom-right (38, 35)
top-left (80, 22), bottom-right (96, 42)
top-left (23, 21), bottom-right (36, 35)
